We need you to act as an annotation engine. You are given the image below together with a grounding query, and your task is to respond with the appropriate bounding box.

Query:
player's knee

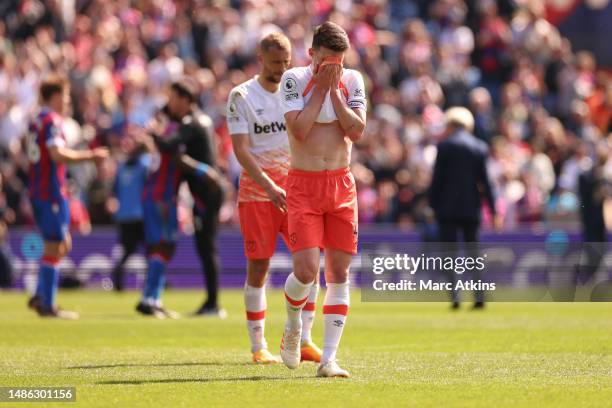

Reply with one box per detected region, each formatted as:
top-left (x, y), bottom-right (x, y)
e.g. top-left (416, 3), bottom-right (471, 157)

top-left (293, 256), bottom-right (318, 283)
top-left (161, 244), bottom-right (176, 260)
top-left (325, 252), bottom-right (351, 283)
top-left (325, 268), bottom-right (349, 284)
top-left (146, 243), bottom-right (174, 261)
top-left (249, 259), bottom-right (269, 275)
top-left (44, 241), bottom-right (62, 258)
top-left (247, 259), bottom-right (269, 286)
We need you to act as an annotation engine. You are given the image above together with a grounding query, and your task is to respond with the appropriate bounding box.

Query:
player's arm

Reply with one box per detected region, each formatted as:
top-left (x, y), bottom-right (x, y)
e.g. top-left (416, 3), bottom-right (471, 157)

top-left (178, 154), bottom-right (221, 186)
top-left (197, 113), bottom-right (218, 165)
top-left (428, 142), bottom-right (446, 211)
top-left (48, 146), bottom-right (108, 164)
top-left (227, 88), bottom-right (286, 210)
top-left (282, 71), bottom-right (329, 141)
top-left (43, 121), bottom-right (108, 164)
top-left (151, 133), bottom-right (182, 152)
top-left (284, 90), bottom-right (326, 141)
top-left (231, 133), bottom-right (287, 212)
top-left (329, 67), bottom-right (366, 142)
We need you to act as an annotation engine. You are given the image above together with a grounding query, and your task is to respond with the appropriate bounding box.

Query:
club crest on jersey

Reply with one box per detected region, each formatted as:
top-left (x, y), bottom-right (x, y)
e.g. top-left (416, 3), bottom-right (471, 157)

top-left (246, 240), bottom-right (256, 252)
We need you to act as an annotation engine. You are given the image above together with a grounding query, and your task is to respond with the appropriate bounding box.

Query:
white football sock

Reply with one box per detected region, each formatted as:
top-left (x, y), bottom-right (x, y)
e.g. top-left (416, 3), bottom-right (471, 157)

top-left (321, 281), bottom-right (350, 364)
top-left (284, 273), bottom-right (313, 330)
top-left (244, 284), bottom-right (267, 352)
top-left (301, 283), bottom-right (319, 343)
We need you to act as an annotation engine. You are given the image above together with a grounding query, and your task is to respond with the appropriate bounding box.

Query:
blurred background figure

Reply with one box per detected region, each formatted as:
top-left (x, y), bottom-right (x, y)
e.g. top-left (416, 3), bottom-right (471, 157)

top-left (0, 173), bottom-right (15, 288)
top-left (108, 131), bottom-right (148, 292)
top-left (429, 107), bottom-right (498, 309)
top-left (153, 79), bottom-right (225, 317)
top-left (577, 144), bottom-right (612, 283)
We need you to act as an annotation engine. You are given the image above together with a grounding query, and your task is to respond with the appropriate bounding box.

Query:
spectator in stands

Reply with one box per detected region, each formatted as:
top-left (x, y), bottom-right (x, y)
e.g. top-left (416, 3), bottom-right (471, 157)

top-left (0, 172), bottom-right (14, 288)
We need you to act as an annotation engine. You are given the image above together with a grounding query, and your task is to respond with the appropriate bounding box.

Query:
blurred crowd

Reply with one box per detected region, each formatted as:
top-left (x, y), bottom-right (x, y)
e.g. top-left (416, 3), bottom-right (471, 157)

top-left (0, 0), bottom-right (611, 235)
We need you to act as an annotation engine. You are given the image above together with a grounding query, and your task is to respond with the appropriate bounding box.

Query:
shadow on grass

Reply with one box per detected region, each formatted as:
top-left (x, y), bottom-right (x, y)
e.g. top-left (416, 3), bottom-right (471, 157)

top-left (97, 375), bottom-right (312, 385)
top-left (67, 362), bottom-right (250, 369)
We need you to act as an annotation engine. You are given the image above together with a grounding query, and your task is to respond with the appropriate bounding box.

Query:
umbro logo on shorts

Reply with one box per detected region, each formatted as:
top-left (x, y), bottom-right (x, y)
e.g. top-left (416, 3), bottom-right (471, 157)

top-left (289, 233), bottom-right (297, 245)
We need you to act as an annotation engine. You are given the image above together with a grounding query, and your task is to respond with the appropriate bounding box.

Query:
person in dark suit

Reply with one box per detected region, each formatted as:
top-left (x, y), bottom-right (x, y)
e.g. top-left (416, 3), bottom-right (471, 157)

top-left (429, 107), bottom-right (499, 309)
top-left (577, 144), bottom-right (611, 283)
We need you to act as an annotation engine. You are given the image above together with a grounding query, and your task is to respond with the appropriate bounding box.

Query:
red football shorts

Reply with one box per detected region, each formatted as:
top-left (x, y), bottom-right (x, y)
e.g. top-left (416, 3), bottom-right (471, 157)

top-left (238, 201), bottom-right (289, 259)
top-left (286, 167), bottom-right (358, 255)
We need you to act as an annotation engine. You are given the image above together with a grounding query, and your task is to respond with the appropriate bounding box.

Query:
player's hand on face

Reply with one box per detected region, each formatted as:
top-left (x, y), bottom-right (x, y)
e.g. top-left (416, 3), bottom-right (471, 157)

top-left (329, 63), bottom-right (342, 90)
top-left (92, 147), bottom-right (109, 163)
top-left (314, 64), bottom-right (334, 93)
top-left (266, 182), bottom-right (287, 213)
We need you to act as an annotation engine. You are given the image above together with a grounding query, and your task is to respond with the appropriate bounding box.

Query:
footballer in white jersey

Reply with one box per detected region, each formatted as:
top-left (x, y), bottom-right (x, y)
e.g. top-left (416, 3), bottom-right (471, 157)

top-left (226, 32), bottom-right (322, 365)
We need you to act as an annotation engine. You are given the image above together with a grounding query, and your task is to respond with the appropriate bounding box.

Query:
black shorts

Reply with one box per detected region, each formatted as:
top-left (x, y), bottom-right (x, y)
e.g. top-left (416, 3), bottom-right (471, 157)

top-left (118, 220), bottom-right (145, 250)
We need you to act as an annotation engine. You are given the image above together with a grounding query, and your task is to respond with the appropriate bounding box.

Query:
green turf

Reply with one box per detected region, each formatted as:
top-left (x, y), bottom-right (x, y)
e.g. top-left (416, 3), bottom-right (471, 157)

top-left (0, 290), bottom-right (611, 407)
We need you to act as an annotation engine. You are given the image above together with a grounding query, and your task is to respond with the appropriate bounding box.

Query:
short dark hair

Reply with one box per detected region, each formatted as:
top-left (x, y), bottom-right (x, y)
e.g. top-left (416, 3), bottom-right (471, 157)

top-left (39, 75), bottom-right (67, 103)
top-left (312, 22), bottom-right (349, 52)
top-left (171, 77), bottom-right (198, 103)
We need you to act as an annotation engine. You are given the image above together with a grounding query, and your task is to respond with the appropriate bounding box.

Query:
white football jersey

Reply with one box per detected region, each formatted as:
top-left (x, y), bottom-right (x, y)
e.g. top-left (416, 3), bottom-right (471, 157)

top-left (226, 76), bottom-right (290, 202)
top-left (280, 65), bottom-right (367, 124)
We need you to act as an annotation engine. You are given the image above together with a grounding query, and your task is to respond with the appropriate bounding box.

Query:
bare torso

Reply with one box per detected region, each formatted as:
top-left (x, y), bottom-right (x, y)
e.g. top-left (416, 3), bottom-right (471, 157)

top-left (289, 121), bottom-right (351, 170)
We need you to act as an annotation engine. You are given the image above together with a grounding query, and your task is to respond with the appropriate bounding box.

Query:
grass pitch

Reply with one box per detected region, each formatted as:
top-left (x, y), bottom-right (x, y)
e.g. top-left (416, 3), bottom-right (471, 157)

top-left (0, 290), bottom-right (611, 407)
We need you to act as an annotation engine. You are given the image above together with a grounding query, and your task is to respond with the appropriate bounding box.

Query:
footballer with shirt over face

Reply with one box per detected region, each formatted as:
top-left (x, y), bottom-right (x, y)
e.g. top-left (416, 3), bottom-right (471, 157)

top-left (227, 32), bottom-right (323, 365)
top-left (279, 22), bottom-right (367, 378)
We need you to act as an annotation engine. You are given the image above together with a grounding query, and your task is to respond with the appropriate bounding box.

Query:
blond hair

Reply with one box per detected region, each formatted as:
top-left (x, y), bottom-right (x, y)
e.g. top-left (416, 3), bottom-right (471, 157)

top-left (445, 107), bottom-right (475, 132)
top-left (259, 32), bottom-right (291, 53)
